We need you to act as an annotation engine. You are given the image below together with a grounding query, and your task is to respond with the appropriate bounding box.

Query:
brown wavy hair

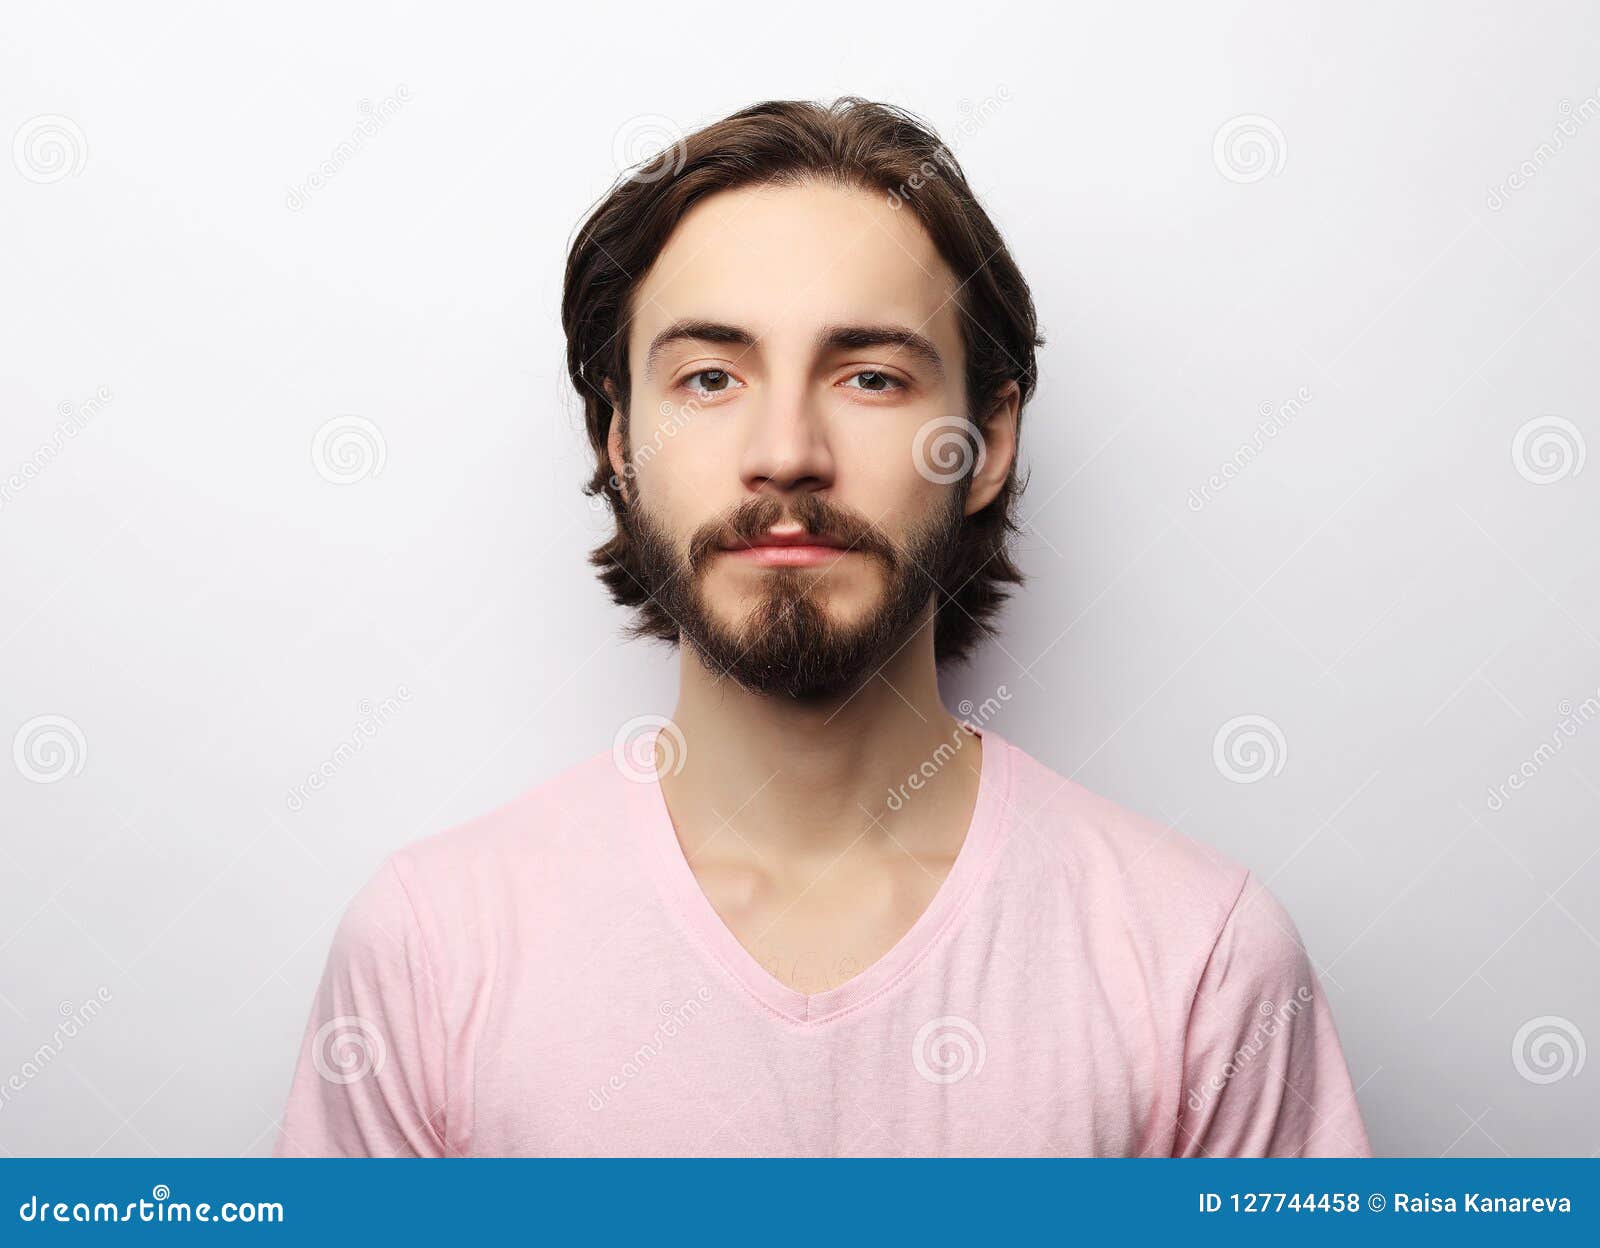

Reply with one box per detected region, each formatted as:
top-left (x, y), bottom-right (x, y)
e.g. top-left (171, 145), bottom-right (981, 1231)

top-left (561, 97), bottom-right (1043, 664)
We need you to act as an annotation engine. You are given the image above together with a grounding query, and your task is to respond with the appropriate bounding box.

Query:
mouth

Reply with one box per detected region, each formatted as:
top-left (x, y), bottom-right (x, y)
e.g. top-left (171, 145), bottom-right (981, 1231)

top-left (719, 527), bottom-right (855, 569)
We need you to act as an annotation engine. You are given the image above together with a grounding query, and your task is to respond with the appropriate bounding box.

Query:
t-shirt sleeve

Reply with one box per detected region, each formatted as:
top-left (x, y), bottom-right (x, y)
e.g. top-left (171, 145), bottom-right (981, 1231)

top-left (272, 857), bottom-right (449, 1158)
top-left (1173, 873), bottom-right (1371, 1157)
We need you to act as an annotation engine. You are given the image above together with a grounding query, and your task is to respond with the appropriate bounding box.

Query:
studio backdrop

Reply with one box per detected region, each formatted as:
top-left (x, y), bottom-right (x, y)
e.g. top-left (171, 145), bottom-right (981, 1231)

top-left (2, 0), bottom-right (1597, 1156)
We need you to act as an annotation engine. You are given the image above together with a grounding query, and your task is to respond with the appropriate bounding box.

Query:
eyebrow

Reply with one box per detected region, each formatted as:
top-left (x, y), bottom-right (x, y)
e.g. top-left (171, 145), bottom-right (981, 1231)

top-left (643, 320), bottom-right (758, 380)
top-left (642, 319), bottom-right (946, 382)
top-left (818, 323), bottom-right (946, 381)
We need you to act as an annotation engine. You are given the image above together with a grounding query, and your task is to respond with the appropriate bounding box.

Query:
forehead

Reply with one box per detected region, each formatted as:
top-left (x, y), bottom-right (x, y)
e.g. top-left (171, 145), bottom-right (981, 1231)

top-left (628, 180), bottom-right (963, 364)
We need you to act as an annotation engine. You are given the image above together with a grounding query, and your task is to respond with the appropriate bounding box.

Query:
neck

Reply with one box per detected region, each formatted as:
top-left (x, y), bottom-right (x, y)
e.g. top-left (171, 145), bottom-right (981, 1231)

top-left (659, 617), bottom-right (983, 859)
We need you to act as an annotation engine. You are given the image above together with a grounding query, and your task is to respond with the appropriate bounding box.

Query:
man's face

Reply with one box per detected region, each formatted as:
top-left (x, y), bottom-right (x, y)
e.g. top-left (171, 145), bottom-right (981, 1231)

top-left (610, 181), bottom-right (985, 699)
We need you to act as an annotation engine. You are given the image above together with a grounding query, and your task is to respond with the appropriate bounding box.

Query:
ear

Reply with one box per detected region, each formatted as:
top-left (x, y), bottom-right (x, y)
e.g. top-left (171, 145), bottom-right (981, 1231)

top-left (963, 381), bottom-right (1020, 516)
top-left (602, 381), bottom-right (630, 505)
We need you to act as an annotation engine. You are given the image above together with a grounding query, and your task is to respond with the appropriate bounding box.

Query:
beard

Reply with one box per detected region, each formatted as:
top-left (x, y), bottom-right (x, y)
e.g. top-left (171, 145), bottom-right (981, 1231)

top-left (619, 489), bottom-right (966, 700)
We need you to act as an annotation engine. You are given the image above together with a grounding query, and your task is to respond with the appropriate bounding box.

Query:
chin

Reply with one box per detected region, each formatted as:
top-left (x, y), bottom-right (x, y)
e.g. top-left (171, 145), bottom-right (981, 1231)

top-left (713, 591), bottom-right (878, 636)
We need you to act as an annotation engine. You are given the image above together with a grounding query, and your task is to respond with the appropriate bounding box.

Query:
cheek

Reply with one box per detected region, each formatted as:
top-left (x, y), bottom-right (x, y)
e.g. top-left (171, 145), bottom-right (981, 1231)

top-left (839, 429), bottom-right (943, 525)
top-left (630, 431), bottom-right (729, 526)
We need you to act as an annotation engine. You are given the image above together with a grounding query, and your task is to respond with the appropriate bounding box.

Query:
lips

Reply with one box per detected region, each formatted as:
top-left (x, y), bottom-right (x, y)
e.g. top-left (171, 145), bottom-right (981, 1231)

top-left (720, 529), bottom-right (854, 568)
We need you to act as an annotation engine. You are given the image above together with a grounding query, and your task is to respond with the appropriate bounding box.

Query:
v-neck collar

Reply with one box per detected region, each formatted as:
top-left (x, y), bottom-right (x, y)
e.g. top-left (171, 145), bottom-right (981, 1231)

top-left (626, 726), bottom-right (1014, 1026)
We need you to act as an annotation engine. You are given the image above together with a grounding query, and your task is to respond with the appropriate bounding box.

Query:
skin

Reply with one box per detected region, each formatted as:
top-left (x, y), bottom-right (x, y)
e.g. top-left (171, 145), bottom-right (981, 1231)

top-left (606, 180), bottom-right (1019, 995)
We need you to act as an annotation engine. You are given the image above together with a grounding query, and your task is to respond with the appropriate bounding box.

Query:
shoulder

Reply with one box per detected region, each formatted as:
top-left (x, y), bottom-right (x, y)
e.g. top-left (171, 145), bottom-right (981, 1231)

top-left (339, 744), bottom-right (628, 948)
top-left (992, 736), bottom-right (1317, 981)
top-left (394, 745), bottom-right (624, 879)
top-left (994, 737), bottom-right (1322, 1018)
top-left (999, 738), bottom-right (1250, 925)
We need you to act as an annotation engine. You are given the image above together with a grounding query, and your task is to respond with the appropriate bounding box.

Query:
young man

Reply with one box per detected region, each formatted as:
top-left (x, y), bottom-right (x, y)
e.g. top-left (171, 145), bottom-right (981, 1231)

top-left (275, 99), bottom-right (1371, 1158)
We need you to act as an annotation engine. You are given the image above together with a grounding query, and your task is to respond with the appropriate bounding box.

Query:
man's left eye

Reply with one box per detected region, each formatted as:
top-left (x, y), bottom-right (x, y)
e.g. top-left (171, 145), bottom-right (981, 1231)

top-left (841, 370), bottom-right (904, 393)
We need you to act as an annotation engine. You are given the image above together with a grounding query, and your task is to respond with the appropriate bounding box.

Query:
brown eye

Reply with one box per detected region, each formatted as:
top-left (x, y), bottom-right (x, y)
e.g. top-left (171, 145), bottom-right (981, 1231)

top-left (684, 368), bottom-right (738, 396)
top-left (844, 370), bottom-right (902, 393)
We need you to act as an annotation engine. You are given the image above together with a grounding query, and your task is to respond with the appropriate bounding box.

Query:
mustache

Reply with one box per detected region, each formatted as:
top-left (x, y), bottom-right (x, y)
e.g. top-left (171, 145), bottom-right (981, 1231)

top-left (687, 495), bottom-right (898, 574)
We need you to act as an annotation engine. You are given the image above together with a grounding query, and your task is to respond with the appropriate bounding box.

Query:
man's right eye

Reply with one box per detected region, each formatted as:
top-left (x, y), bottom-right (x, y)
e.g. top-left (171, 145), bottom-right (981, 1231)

top-left (681, 368), bottom-right (742, 397)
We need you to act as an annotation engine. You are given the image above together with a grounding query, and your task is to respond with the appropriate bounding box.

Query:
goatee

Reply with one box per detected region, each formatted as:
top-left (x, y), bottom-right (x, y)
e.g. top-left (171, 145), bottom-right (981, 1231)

top-left (620, 490), bottom-right (965, 700)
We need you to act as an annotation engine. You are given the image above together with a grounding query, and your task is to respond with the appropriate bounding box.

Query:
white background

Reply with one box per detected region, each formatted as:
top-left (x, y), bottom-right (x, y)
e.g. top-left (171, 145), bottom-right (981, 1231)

top-left (2, 0), bottom-right (1597, 1156)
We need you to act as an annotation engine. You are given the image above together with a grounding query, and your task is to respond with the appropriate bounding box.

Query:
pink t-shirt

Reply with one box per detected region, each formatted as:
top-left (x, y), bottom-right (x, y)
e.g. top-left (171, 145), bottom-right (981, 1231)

top-left (273, 729), bottom-right (1371, 1157)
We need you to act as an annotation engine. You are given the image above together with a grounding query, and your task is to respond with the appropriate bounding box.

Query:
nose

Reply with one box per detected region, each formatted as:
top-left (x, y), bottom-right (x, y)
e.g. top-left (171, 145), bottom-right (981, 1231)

top-left (737, 377), bottom-right (836, 499)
